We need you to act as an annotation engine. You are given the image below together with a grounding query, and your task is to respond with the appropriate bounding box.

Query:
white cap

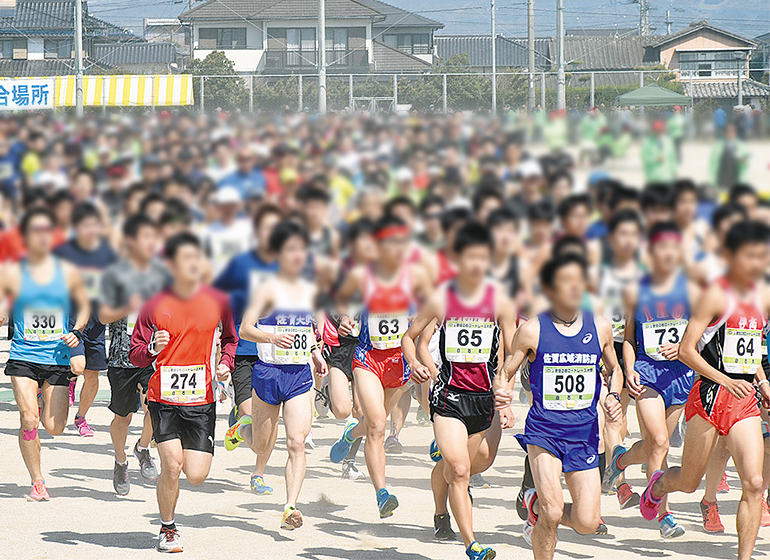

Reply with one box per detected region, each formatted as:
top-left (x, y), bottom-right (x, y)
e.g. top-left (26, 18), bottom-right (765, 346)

top-left (395, 167), bottom-right (414, 182)
top-left (518, 158), bottom-right (543, 179)
top-left (213, 186), bottom-right (243, 205)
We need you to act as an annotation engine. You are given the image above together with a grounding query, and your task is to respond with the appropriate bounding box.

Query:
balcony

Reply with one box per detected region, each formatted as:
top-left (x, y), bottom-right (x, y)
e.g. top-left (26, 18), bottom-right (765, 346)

top-left (264, 49), bottom-right (369, 73)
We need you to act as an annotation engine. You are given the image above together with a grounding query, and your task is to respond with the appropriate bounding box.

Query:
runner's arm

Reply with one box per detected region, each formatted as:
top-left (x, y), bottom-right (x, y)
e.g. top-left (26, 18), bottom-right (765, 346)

top-left (128, 302), bottom-right (159, 368)
top-left (496, 288), bottom-right (517, 358)
top-left (402, 291), bottom-right (442, 383)
top-left (621, 283), bottom-right (642, 396)
top-left (218, 295), bottom-right (238, 372)
top-left (98, 266), bottom-right (137, 324)
top-left (496, 319), bottom-right (538, 396)
top-left (598, 316), bottom-right (622, 395)
top-left (238, 283), bottom-right (280, 344)
top-left (66, 264), bottom-right (91, 332)
top-left (416, 318), bottom-right (440, 380)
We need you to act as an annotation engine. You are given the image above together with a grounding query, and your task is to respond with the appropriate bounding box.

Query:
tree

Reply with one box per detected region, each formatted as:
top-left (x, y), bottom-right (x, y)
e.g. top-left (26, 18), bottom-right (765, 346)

top-left (187, 51), bottom-right (248, 112)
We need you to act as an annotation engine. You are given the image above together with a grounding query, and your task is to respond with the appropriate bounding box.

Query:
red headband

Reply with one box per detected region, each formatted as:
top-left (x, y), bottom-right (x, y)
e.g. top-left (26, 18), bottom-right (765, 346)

top-left (375, 225), bottom-right (410, 241)
top-left (649, 231), bottom-right (682, 245)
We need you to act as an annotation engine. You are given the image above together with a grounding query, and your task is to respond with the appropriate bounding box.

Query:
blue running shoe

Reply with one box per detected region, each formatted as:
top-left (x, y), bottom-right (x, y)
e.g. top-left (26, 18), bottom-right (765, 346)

top-left (330, 419), bottom-right (359, 464)
top-left (228, 404), bottom-right (238, 428)
top-left (659, 513), bottom-right (685, 539)
top-left (467, 541), bottom-right (496, 560)
top-left (603, 445), bottom-right (627, 489)
top-left (430, 439), bottom-right (442, 462)
top-left (377, 488), bottom-right (399, 518)
top-left (250, 474), bottom-right (273, 495)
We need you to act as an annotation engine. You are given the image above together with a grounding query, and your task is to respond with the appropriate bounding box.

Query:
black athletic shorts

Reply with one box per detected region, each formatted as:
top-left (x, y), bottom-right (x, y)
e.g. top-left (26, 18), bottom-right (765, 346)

top-left (147, 401), bottom-right (216, 454)
top-left (430, 379), bottom-right (494, 435)
top-left (5, 359), bottom-right (71, 387)
top-left (232, 355), bottom-right (258, 407)
top-left (322, 339), bottom-right (357, 382)
top-left (70, 337), bottom-right (108, 371)
top-left (108, 365), bottom-right (153, 417)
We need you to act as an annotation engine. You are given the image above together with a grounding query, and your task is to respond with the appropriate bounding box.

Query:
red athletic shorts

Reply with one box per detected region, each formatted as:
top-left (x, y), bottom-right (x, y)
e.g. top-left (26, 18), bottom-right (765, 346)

top-left (352, 346), bottom-right (411, 389)
top-left (685, 377), bottom-right (760, 436)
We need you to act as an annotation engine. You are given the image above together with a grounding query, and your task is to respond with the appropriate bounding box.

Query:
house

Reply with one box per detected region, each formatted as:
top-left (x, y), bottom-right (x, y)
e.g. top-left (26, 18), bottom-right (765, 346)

top-left (178, 0), bottom-right (443, 74)
top-left (434, 35), bottom-right (551, 72)
top-left (0, 0), bottom-right (185, 76)
top-left (144, 18), bottom-right (190, 51)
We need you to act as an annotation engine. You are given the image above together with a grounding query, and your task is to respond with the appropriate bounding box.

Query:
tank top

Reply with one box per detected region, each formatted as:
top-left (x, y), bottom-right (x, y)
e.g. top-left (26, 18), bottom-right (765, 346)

top-left (494, 255), bottom-right (520, 298)
top-left (256, 279), bottom-right (315, 366)
top-left (634, 272), bottom-right (690, 364)
top-left (526, 312), bottom-right (602, 444)
top-left (358, 266), bottom-right (413, 351)
top-left (11, 258), bottom-right (71, 366)
top-left (438, 281), bottom-right (499, 392)
top-left (699, 277), bottom-right (767, 382)
top-left (436, 249), bottom-right (457, 285)
top-left (599, 264), bottom-right (643, 343)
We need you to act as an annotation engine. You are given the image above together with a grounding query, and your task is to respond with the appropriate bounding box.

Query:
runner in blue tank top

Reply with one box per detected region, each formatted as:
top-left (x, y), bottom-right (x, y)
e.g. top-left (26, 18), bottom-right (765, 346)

top-left (604, 222), bottom-right (700, 538)
top-left (0, 208), bottom-right (90, 501)
top-left (494, 253), bottom-right (622, 560)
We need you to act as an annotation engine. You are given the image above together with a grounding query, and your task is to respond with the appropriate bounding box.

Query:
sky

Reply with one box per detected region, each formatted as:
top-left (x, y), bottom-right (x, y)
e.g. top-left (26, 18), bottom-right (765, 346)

top-left (87, 0), bottom-right (770, 40)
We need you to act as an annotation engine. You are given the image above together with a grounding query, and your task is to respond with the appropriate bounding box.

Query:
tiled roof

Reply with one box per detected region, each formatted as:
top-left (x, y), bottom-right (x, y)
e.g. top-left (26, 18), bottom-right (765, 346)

top-left (0, 0), bottom-right (137, 39)
top-left (653, 21), bottom-right (756, 48)
top-left (180, 0), bottom-right (381, 21)
top-left (363, 0), bottom-right (443, 29)
top-left (434, 35), bottom-right (550, 69)
top-left (0, 57), bottom-right (111, 76)
top-left (92, 42), bottom-right (179, 67)
top-left (372, 39), bottom-right (431, 73)
top-left (558, 34), bottom-right (659, 71)
top-left (683, 79), bottom-right (770, 99)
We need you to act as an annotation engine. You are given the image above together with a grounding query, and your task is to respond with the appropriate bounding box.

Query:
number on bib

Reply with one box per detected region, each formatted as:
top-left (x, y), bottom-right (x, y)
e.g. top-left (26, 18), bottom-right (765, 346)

top-left (723, 328), bottom-right (762, 374)
top-left (274, 325), bottom-right (313, 365)
top-left (542, 365), bottom-right (596, 411)
top-left (444, 319), bottom-right (495, 363)
top-left (642, 319), bottom-right (687, 361)
top-left (23, 308), bottom-right (64, 341)
top-left (160, 364), bottom-right (206, 404)
top-left (368, 313), bottom-right (408, 349)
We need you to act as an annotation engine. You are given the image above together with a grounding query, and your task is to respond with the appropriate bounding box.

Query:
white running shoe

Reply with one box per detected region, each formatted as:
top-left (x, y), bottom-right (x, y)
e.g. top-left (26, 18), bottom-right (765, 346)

top-left (305, 431), bottom-right (316, 450)
top-left (158, 527), bottom-right (183, 553)
top-left (342, 460), bottom-right (366, 480)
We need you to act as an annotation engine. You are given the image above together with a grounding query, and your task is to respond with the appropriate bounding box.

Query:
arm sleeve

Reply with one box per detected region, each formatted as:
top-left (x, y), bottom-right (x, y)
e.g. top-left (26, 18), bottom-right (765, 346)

top-left (129, 300), bottom-right (157, 368)
top-left (218, 296), bottom-right (239, 371)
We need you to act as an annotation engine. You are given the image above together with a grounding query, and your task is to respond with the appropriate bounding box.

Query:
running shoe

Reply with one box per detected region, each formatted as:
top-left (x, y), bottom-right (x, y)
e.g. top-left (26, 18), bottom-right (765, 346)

top-left (416, 407), bottom-right (431, 426)
top-left (224, 414), bottom-right (252, 451)
top-left (522, 520), bottom-right (534, 546)
top-left (330, 419), bottom-right (359, 463)
top-left (595, 518), bottom-right (608, 535)
top-left (305, 431), bottom-right (316, 450)
top-left (522, 488), bottom-right (538, 547)
top-left (314, 379), bottom-right (330, 419)
top-left (659, 513), bottom-right (685, 539)
top-left (113, 460), bottom-right (130, 496)
top-left (250, 475), bottom-right (273, 495)
top-left (74, 415), bottom-right (94, 437)
top-left (604, 445), bottom-right (627, 490)
top-left (429, 439), bottom-right (442, 462)
top-left (342, 459), bottom-right (366, 480)
top-left (700, 499), bottom-right (725, 533)
top-left (377, 488), bottom-right (399, 518)
top-left (27, 479), bottom-right (50, 502)
top-left (68, 378), bottom-right (76, 407)
top-left (640, 470), bottom-right (665, 521)
top-left (469, 473), bottom-right (491, 489)
top-left (718, 472), bottom-right (730, 494)
top-left (227, 404), bottom-right (238, 428)
top-left (133, 442), bottom-right (158, 481)
top-left (158, 526), bottom-right (183, 553)
top-left (761, 498), bottom-right (770, 527)
top-left (281, 505), bottom-right (303, 530)
top-left (617, 483), bottom-right (640, 509)
top-left (466, 541), bottom-right (496, 560)
top-left (518, 387), bottom-right (529, 404)
top-left (669, 420), bottom-right (683, 448)
top-left (384, 434), bottom-right (403, 454)
top-left (433, 513), bottom-right (456, 541)
top-left (516, 455), bottom-right (534, 521)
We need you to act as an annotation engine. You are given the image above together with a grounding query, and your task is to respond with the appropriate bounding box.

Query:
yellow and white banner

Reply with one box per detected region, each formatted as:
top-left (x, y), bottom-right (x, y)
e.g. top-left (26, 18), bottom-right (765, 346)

top-left (54, 74), bottom-right (194, 107)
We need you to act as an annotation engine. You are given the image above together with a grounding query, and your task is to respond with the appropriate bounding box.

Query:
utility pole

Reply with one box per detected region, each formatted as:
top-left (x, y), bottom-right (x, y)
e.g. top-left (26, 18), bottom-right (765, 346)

top-left (665, 10), bottom-right (672, 34)
top-left (639, 0), bottom-right (649, 36)
top-left (491, 0), bottom-right (496, 116)
top-left (74, 0), bottom-right (84, 117)
top-left (527, 0), bottom-right (535, 112)
top-left (556, 0), bottom-right (565, 110)
top-left (318, 0), bottom-right (327, 113)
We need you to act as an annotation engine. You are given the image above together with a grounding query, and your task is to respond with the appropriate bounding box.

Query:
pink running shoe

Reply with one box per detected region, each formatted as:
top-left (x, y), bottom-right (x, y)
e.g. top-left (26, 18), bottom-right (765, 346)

top-left (74, 415), bottom-right (94, 437)
top-left (640, 470), bottom-right (665, 521)
top-left (68, 379), bottom-right (76, 407)
top-left (27, 480), bottom-right (50, 502)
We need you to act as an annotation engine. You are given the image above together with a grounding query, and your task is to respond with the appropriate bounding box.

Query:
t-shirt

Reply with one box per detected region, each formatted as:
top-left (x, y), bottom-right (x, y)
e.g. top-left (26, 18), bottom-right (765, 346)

top-left (199, 219), bottom-right (254, 278)
top-left (101, 258), bottom-right (170, 368)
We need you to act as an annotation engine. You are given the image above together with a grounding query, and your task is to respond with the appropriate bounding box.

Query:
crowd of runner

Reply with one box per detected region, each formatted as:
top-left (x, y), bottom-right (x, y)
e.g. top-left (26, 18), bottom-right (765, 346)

top-left (3, 108), bottom-right (770, 560)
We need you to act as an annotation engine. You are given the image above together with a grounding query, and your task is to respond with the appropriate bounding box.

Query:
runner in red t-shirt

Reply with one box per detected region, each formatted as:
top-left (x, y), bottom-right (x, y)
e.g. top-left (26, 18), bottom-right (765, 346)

top-left (129, 232), bottom-right (237, 554)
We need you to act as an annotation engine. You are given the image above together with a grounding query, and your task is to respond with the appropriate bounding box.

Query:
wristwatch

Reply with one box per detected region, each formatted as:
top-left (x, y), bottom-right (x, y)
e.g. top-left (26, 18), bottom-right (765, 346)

top-left (71, 329), bottom-right (83, 341)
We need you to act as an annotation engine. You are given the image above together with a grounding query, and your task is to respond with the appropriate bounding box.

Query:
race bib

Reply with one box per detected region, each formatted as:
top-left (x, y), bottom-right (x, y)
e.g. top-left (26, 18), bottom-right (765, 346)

top-left (723, 327), bottom-right (762, 375)
top-left (81, 268), bottom-right (103, 301)
top-left (368, 312), bottom-right (408, 349)
top-left (273, 325), bottom-right (313, 365)
top-left (444, 319), bottom-right (495, 363)
top-left (126, 311), bottom-right (138, 336)
top-left (160, 364), bottom-right (206, 404)
top-left (605, 305), bottom-right (625, 339)
top-left (542, 365), bottom-right (596, 411)
top-left (23, 308), bottom-right (64, 341)
top-left (642, 319), bottom-right (688, 361)
top-left (348, 304), bottom-right (363, 338)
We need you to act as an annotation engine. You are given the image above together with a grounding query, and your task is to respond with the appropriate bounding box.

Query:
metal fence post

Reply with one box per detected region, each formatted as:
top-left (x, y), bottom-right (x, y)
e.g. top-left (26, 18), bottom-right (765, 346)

top-left (102, 75), bottom-right (107, 117)
top-left (200, 76), bottom-right (205, 113)
top-left (589, 72), bottom-right (595, 109)
top-left (639, 71), bottom-right (644, 118)
top-left (249, 75), bottom-right (254, 114)
top-left (541, 73), bottom-right (545, 110)
top-left (349, 74), bottom-right (354, 110)
top-left (151, 75), bottom-right (156, 115)
top-left (393, 74), bottom-right (398, 107)
top-left (442, 74), bottom-right (447, 113)
top-left (298, 74), bottom-right (303, 112)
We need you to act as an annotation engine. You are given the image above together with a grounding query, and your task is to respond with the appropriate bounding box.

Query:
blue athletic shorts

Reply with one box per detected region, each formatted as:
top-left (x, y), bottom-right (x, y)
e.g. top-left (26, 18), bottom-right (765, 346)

top-left (636, 358), bottom-right (694, 409)
top-left (70, 337), bottom-right (108, 371)
top-left (515, 433), bottom-right (599, 473)
top-left (251, 360), bottom-right (313, 405)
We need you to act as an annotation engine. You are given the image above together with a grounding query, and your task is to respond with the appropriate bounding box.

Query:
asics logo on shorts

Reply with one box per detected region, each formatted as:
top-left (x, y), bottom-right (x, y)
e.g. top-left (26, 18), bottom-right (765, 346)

top-left (586, 455), bottom-right (597, 464)
top-left (582, 333), bottom-right (593, 344)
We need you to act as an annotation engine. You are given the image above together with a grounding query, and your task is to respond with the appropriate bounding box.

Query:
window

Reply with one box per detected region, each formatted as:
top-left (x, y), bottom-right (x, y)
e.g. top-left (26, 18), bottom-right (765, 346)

top-left (0, 39), bottom-right (27, 60)
top-left (198, 27), bottom-right (247, 49)
top-left (0, 40), bottom-right (12, 59)
top-left (383, 33), bottom-right (431, 55)
top-left (680, 50), bottom-right (746, 77)
top-left (44, 39), bottom-right (72, 59)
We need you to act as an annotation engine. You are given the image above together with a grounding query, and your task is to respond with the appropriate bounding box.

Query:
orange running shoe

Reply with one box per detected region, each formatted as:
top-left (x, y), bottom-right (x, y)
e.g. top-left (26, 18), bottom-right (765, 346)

top-left (717, 472), bottom-right (730, 494)
top-left (700, 499), bottom-right (725, 533)
top-left (617, 483), bottom-right (640, 509)
top-left (761, 498), bottom-right (770, 527)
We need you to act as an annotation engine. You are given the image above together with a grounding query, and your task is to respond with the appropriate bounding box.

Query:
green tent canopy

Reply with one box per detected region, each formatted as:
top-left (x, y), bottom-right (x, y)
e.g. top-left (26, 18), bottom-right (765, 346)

top-left (616, 83), bottom-right (692, 107)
